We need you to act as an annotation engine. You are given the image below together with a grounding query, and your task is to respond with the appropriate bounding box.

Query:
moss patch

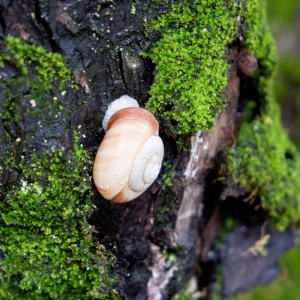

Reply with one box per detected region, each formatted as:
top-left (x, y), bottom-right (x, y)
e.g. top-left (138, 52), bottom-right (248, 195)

top-left (227, 96), bottom-right (300, 231)
top-left (226, 0), bottom-right (300, 231)
top-left (161, 161), bottom-right (176, 190)
top-left (0, 35), bottom-right (72, 90)
top-left (242, 0), bottom-right (277, 76)
top-left (0, 37), bottom-right (119, 298)
top-left (0, 144), bottom-right (118, 299)
top-left (145, 0), bottom-right (242, 135)
top-left (145, 0), bottom-right (300, 229)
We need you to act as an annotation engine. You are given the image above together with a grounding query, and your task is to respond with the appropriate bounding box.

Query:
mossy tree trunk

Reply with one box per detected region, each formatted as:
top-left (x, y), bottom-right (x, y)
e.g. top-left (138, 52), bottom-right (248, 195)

top-left (0, 1), bottom-right (297, 299)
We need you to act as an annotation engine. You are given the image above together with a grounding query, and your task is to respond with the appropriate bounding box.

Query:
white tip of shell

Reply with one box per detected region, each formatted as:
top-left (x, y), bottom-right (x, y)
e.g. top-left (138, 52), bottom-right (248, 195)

top-left (102, 95), bottom-right (140, 131)
top-left (129, 135), bottom-right (164, 193)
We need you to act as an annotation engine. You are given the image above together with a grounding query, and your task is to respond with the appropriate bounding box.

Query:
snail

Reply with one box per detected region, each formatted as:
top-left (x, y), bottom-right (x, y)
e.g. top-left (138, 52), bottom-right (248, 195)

top-left (93, 95), bottom-right (164, 203)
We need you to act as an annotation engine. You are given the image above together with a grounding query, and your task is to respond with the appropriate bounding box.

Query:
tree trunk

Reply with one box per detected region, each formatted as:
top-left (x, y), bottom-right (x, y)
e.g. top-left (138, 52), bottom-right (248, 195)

top-left (0, 1), bottom-right (297, 299)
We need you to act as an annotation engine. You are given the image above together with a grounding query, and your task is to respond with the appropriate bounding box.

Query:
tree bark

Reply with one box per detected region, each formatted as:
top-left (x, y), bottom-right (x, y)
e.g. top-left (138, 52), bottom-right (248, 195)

top-left (0, 1), bottom-right (296, 299)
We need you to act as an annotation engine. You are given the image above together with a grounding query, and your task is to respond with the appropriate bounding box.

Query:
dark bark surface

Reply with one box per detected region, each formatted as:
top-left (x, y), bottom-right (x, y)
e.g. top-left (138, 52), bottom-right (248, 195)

top-left (0, 1), bottom-right (296, 299)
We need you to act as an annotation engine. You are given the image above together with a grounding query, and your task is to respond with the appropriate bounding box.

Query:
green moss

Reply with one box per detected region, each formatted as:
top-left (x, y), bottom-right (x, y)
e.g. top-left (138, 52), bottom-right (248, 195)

top-left (155, 161), bottom-right (179, 226)
top-left (242, 0), bottom-right (277, 76)
top-left (0, 35), bottom-right (72, 90)
top-left (145, 0), bottom-right (242, 135)
top-left (161, 161), bottom-right (176, 190)
top-left (146, 0), bottom-right (300, 229)
top-left (0, 36), bottom-right (119, 298)
top-left (144, 0), bottom-right (280, 136)
top-left (226, 0), bottom-right (300, 231)
top-left (227, 103), bottom-right (300, 230)
top-left (0, 141), bottom-right (119, 299)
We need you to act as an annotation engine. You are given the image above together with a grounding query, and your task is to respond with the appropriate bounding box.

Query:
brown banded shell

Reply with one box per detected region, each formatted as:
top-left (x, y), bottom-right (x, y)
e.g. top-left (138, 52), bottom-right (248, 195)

top-left (93, 96), bottom-right (164, 203)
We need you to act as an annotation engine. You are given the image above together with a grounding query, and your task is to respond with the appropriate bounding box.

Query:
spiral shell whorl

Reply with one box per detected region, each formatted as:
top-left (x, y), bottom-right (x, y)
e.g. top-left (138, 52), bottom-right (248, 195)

top-left (129, 135), bottom-right (164, 192)
top-left (93, 95), bottom-right (164, 203)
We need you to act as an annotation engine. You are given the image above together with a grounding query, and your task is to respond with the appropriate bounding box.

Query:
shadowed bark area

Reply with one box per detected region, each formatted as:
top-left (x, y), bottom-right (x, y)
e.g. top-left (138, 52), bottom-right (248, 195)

top-left (0, 1), bottom-right (296, 299)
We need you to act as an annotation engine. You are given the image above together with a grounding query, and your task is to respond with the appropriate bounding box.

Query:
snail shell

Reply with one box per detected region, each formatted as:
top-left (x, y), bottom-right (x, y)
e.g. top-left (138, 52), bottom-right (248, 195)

top-left (93, 95), bottom-right (164, 203)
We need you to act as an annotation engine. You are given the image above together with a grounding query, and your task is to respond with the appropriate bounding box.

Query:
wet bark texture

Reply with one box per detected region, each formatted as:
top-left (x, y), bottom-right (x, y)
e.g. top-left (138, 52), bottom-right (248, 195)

top-left (0, 1), bottom-right (295, 299)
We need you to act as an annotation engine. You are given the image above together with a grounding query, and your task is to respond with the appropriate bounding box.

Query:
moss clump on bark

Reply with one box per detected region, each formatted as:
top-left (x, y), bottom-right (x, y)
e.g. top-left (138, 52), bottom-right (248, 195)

top-left (226, 0), bottom-right (300, 231)
top-left (0, 144), bottom-right (118, 299)
top-left (227, 94), bottom-right (300, 231)
top-left (242, 0), bottom-right (277, 76)
top-left (0, 35), bottom-right (72, 90)
top-left (0, 36), bottom-right (119, 298)
top-left (145, 0), bottom-right (242, 135)
top-left (144, 0), bottom-right (278, 136)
